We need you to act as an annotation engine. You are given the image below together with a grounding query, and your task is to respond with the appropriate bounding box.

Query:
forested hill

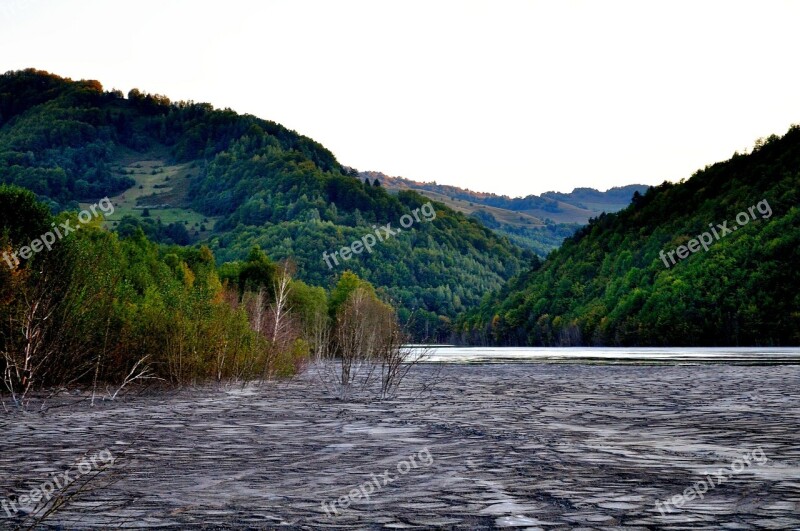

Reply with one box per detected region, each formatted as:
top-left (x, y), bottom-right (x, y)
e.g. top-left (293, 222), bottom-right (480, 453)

top-left (0, 69), bottom-right (531, 339)
top-left (460, 128), bottom-right (800, 346)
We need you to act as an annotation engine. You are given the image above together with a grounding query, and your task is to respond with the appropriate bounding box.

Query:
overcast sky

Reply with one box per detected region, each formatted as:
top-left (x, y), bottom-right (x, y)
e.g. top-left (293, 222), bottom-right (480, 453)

top-left (2, 0), bottom-right (800, 197)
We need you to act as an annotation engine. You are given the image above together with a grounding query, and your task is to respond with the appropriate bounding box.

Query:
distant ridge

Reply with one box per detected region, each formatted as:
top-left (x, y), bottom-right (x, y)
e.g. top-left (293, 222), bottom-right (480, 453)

top-left (362, 170), bottom-right (647, 255)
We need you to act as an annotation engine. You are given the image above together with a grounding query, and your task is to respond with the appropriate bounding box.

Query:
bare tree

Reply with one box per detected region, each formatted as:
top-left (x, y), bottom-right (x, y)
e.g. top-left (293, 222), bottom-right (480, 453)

top-left (314, 287), bottom-right (429, 401)
top-left (335, 288), bottom-right (382, 397)
top-left (270, 261), bottom-right (294, 346)
top-left (105, 355), bottom-right (162, 401)
top-left (377, 326), bottom-right (429, 400)
top-left (262, 260), bottom-right (297, 381)
top-left (236, 261), bottom-right (305, 383)
top-left (309, 305), bottom-right (330, 361)
top-left (1, 253), bottom-right (106, 408)
top-left (241, 288), bottom-right (269, 381)
top-left (249, 288), bottom-right (267, 336)
top-left (2, 285), bottom-right (56, 406)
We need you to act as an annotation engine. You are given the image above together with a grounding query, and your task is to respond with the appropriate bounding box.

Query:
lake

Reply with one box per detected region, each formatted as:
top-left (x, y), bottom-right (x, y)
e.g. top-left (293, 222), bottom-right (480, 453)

top-left (415, 345), bottom-right (800, 364)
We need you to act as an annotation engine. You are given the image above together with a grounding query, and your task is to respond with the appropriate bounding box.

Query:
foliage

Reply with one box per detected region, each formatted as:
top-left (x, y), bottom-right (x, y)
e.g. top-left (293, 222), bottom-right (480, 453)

top-left (460, 127), bottom-right (800, 346)
top-left (0, 187), bottom-right (426, 405)
top-left (0, 69), bottom-right (530, 339)
top-left (115, 214), bottom-right (192, 245)
top-left (0, 190), bottom-right (331, 401)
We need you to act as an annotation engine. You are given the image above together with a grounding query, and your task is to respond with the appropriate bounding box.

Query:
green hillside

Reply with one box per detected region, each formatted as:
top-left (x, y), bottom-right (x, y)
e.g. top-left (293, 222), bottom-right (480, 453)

top-left (0, 69), bottom-right (530, 340)
top-left (459, 129), bottom-right (800, 346)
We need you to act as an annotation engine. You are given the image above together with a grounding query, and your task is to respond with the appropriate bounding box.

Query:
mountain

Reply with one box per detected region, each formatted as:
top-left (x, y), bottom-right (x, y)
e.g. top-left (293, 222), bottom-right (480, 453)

top-left (541, 186), bottom-right (650, 214)
top-left (459, 129), bottom-right (800, 346)
top-left (0, 69), bottom-right (532, 340)
top-left (363, 171), bottom-right (647, 255)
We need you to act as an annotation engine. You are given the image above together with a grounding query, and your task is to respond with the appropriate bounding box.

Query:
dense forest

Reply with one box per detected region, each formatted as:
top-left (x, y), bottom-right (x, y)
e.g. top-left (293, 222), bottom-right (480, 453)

top-left (459, 128), bottom-right (800, 346)
top-left (0, 182), bottom-right (418, 402)
top-left (0, 69), bottom-right (531, 341)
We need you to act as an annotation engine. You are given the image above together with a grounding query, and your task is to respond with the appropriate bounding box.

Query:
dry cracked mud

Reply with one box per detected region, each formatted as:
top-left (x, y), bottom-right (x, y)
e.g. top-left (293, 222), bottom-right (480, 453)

top-left (1, 363), bottom-right (799, 530)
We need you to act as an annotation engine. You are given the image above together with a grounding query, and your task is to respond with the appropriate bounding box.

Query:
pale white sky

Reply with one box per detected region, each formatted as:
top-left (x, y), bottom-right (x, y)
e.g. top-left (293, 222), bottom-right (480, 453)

top-left (2, 0), bottom-right (800, 196)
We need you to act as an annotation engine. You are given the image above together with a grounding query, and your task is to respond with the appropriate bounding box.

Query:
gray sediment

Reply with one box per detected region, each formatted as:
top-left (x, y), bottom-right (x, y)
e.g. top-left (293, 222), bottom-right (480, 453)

top-left (1, 363), bottom-right (799, 529)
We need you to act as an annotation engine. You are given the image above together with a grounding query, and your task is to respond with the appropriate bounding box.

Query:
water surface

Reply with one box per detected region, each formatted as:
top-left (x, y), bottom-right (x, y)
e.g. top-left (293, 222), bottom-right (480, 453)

top-left (416, 346), bottom-right (800, 364)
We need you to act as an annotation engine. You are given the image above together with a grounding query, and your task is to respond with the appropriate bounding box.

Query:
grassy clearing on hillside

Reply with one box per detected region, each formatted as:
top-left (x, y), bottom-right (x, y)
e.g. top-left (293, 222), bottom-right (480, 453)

top-left (518, 202), bottom-right (596, 224)
top-left (81, 152), bottom-right (218, 241)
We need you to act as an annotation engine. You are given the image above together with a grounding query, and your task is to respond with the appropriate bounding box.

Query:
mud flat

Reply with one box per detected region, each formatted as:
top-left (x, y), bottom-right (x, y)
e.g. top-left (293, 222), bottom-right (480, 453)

top-left (1, 363), bottom-right (799, 530)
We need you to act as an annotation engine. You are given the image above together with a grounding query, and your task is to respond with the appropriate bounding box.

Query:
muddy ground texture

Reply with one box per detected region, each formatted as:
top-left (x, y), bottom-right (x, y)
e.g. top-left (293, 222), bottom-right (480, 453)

top-left (1, 363), bottom-right (799, 530)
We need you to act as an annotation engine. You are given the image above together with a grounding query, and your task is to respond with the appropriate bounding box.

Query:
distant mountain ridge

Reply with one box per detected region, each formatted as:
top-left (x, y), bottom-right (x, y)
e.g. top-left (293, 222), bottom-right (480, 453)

top-left (362, 171), bottom-right (648, 255)
top-left (541, 186), bottom-right (650, 213)
top-left (363, 171), bottom-right (647, 220)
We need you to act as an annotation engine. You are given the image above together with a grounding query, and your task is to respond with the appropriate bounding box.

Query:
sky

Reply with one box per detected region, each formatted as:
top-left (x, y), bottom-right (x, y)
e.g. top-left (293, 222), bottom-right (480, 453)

top-left (2, 0), bottom-right (800, 197)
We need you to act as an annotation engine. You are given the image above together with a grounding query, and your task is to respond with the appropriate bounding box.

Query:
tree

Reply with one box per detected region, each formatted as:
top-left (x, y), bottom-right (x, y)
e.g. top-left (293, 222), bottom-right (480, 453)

top-left (329, 270), bottom-right (374, 318)
top-left (238, 246), bottom-right (277, 298)
top-left (0, 185), bottom-right (52, 248)
top-left (262, 260), bottom-right (297, 380)
top-left (331, 287), bottom-right (385, 397)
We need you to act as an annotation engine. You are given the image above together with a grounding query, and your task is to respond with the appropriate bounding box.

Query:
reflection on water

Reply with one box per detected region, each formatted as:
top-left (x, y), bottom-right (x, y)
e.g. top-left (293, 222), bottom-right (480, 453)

top-left (410, 346), bottom-right (800, 365)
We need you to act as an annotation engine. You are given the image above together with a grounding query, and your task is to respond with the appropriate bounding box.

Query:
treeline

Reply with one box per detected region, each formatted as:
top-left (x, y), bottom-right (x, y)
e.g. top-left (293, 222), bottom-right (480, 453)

top-left (0, 186), bottom-right (402, 404)
top-left (0, 69), bottom-right (530, 340)
top-left (459, 127), bottom-right (800, 346)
